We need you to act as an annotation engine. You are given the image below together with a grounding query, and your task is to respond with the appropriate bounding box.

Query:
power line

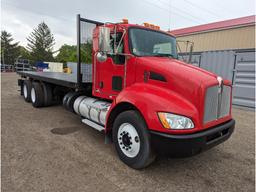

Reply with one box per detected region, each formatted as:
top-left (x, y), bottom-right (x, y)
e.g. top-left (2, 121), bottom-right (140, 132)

top-left (141, 0), bottom-right (205, 24)
top-left (2, 2), bottom-right (75, 23)
top-left (2, 2), bottom-right (76, 50)
top-left (156, 0), bottom-right (209, 23)
top-left (158, 0), bottom-right (220, 19)
top-left (4, 0), bottom-right (211, 32)
top-left (182, 0), bottom-right (221, 18)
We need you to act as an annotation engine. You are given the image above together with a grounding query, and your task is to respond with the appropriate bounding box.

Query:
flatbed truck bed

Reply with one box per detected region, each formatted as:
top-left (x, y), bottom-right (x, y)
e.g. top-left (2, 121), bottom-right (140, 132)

top-left (17, 70), bottom-right (92, 89)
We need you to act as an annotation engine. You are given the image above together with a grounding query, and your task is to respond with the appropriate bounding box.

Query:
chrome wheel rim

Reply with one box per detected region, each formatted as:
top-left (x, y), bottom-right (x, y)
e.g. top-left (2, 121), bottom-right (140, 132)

top-left (23, 84), bottom-right (27, 98)
top-left (117, 123), bottom-right (140, 158)
top-left (31, 88), bottom-right (36, 103)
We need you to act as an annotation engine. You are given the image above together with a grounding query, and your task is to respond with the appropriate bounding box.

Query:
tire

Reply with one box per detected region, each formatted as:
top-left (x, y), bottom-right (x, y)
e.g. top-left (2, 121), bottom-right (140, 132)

top-left (20, 81), bottom-right (24, 96)
top-left (66, 92), bottom-right (81, 112)
top-left (23, 80), bottom-right (32, 102)
top-left (62, 92), bottom-right (74, 109)
top-left (31, 82), bottom-right (44, 108)
top-left (42, 83), bottom-right (53, 106)
top-left (113, 110), bottom-right (156, 169)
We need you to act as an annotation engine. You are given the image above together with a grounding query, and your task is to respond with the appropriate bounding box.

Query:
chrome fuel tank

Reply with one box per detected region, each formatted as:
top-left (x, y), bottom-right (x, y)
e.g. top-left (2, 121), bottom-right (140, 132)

top-left (73, 96), bottom-right (111, 125)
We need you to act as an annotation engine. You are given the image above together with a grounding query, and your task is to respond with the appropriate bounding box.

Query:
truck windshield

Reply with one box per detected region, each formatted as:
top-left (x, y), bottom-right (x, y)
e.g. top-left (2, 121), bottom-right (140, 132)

top-left (129, 28), bottom-right (177, 58)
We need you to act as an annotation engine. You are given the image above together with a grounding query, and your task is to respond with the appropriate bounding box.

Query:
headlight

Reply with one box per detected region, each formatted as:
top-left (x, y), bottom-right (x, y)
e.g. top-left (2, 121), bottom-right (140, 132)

top-left (158, 112), bottom-right (194, 129)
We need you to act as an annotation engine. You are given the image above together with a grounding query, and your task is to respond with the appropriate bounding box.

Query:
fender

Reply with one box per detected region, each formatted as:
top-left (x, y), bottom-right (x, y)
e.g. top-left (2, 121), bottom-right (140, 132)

top-left (106, 83), bottom-right (201, 135)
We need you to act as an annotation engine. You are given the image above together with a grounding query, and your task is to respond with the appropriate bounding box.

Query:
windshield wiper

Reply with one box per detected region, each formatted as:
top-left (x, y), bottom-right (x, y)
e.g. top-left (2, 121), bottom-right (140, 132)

top-left (152, 53), bottom-right (175, 58)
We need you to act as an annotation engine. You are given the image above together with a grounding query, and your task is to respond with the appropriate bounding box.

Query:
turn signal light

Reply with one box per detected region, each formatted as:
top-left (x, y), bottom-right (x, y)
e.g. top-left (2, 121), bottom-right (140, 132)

top-left (158, 113), bottom-right (171, 129)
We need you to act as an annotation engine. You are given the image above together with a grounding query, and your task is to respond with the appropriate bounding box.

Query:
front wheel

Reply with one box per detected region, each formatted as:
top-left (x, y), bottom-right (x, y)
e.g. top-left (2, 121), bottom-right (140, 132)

top-left (113, 110), bottom-right (155, 169)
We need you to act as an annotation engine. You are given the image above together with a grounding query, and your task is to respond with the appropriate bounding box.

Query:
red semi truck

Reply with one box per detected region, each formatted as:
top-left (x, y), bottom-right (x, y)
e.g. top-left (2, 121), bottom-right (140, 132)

top-left (18, 15), bottom-right (235, 169)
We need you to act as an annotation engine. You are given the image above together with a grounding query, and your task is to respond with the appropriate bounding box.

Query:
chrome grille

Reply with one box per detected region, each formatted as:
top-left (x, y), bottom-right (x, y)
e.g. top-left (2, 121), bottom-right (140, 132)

top-left (204, 86), bottom-right (219, 123)
top-left (204, 85), bottom-right (231, 124)
top-left (219, 86), bottom-right (231, 118)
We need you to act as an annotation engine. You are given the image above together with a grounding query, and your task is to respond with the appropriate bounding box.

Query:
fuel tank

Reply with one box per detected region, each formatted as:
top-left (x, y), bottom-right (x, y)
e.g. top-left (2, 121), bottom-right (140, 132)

top-left (73, 96), bottom-right (111, 125)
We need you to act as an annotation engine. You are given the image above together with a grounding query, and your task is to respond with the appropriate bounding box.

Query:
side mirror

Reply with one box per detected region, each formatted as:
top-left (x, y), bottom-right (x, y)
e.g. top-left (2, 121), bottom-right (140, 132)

top-left (98, 26), bottom-right (111, 52)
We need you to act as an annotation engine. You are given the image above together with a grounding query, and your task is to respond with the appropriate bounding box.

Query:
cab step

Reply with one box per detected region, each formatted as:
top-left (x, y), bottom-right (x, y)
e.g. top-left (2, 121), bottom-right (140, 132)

top-left (81, 119), bottom-right (105, 132)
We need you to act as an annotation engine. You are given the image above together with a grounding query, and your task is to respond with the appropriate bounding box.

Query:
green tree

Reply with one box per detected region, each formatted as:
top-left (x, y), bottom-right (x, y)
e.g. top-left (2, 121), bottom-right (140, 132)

top-left (55, 44), bottom-right (77, 63)
top-left (1, 30), bottom-right (19, 65)
top-left (55, 42), bottom-right (92, 64)
top-left (27, 22), bottom-right (55, 62)
top-left (81, 42), bottom-right (92, 64)
top-left (18, 46), bottom-right (30, 59)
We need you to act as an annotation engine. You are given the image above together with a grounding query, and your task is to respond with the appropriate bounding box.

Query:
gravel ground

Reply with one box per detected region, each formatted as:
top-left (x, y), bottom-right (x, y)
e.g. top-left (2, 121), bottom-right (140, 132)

top-left (1, 73), bottom-right (255, 192)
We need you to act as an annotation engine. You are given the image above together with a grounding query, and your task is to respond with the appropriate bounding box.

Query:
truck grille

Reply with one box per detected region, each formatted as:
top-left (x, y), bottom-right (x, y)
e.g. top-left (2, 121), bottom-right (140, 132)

top-left (204, 85), bottom-right (231, 124)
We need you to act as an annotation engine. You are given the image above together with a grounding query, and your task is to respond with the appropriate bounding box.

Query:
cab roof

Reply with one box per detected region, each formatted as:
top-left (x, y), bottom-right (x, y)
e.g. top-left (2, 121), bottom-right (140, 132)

top-left (104, 23), bottom-right (176, 37)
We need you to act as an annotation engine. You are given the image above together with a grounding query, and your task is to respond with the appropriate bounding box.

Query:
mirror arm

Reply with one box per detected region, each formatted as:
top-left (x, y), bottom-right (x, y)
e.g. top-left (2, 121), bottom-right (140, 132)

top-left (114, 25), bottom-right (117, 54)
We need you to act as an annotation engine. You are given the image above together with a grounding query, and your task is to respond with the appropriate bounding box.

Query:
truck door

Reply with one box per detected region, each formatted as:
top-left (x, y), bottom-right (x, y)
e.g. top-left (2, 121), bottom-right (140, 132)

top-left (94, 32), bottom-right (126, 99)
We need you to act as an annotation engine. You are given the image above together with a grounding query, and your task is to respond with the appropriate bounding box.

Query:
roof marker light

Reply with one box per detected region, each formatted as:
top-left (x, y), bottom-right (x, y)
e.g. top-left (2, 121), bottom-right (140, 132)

top-left (122, 19), bottom-right (129, 24)
top-left (149, 24), bottom-right (155, 28)
top-left (143, 23), bottom-right (150, 27)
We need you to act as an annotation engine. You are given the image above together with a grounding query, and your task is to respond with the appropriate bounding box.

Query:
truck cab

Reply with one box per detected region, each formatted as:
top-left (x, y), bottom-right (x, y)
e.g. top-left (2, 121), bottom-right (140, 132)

top-left (88, 21), bottom-right (235, 168)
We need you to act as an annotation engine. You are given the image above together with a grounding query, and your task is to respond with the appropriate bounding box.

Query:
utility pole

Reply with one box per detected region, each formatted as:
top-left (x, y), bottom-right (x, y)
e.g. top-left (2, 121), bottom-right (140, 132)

top-left (168, 0), bottom-right (171, 31)
top-left (2, 41), bottom-right (5, 64)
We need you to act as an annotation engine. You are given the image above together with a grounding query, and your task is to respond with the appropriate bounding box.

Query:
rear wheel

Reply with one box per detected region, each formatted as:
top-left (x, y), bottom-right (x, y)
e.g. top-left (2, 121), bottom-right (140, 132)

top-left (31, 82), bottom-right (44, 108)
top-left (113, 110), bottom-right (156, 169)
top-left (23, 80), bottom-right (32, 102)
top-left (42, 83), bottom-right (53, 106)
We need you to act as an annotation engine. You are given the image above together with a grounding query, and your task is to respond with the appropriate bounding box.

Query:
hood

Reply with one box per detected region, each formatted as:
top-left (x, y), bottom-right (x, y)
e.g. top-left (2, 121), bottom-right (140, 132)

top-left (136, 57), bottom-right (220, 108)
top-left (137, 57), bottom-right (218, 83)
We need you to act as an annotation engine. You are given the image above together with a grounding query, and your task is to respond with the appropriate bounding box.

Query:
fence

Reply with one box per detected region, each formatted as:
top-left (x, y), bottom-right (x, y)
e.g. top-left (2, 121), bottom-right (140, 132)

top-left (15, 59), bottom-right (31, 71)
top-left (1, 64), bottom-right (14, 72)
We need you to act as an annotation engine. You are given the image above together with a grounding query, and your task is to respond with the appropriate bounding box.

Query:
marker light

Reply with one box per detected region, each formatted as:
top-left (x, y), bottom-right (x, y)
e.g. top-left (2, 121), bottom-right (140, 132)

top-left (143, 23), bottom-right (150, 27)
top-left (149, 24), bottom-right (155, 28)
top-left (122, 19), bottom-right (129, 24)
top-left (154, 26), bottom-right (160, 30)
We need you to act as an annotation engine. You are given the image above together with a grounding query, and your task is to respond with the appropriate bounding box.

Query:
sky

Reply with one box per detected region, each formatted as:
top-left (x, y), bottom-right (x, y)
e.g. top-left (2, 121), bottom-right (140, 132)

top-left (1, 0), bottom-right (255, 51)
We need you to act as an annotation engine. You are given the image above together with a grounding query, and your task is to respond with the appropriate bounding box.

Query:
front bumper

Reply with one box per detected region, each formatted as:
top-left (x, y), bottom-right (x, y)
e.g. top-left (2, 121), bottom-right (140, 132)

top-left (150, 119), bottom-right (235, 157)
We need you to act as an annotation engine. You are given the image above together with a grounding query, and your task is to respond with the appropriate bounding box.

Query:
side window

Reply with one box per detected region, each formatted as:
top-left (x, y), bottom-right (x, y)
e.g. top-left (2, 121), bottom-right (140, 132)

top-left (109, 33), bottom-right (125, 65)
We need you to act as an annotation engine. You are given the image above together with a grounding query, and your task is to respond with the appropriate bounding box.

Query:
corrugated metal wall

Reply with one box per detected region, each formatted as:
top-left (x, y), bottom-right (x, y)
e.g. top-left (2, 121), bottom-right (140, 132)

top-left (176, 25), bottom-right (255, 52)
top-left (179, 49), bottom-right (255, 108)
top-left (178, 54), bottom-right (201, 67)
top-left (233, 51), bottom-right (255, 107)
top-left (200, 51), bottom-right (235, 81)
